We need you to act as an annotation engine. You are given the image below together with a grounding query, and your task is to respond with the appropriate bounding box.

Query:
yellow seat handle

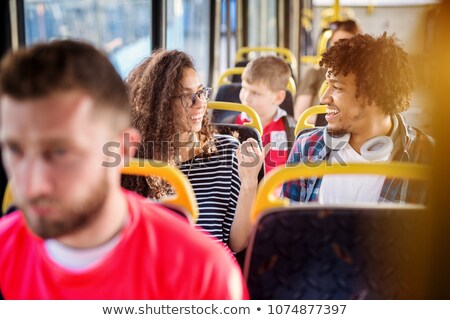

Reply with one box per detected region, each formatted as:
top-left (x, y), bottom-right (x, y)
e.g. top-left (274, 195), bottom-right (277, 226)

top-left (287, 77), bottom-right (296, 96)
top-left (318, 29), bottom-right (333, 55)
top-left (216, 67), bottom-right (246, 88)
top-left (318, 80), bottom-right (328, 98)
top-left (208, 101), bottom-right (263, 136)
top-left (235, 47), bottom-right (297, 68)
top-left (234, 46), bottom-right (298, 80)
top-left (300, 29), bottom-right (333, 65)
top-left (123, 158), bottom-right (199, 222)
top-left (251, 162), bottom-right (430, 222)
top-left (2, 159), bottom-right (199, 222)
top-left (295, 105), bottom-right (327, 136)
top-left (216, 67), bottom-right (296, 96)
top-left (300, 56), bottom-right (322, 65)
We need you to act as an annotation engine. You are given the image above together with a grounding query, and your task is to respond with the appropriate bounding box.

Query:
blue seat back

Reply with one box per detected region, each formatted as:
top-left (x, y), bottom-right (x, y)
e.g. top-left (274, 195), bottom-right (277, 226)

top-left (245, 206), bottom-right (425, 299)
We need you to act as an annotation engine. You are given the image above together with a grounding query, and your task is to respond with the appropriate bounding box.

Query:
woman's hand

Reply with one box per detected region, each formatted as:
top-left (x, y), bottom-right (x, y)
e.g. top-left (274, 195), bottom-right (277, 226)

top-left (236, 138), bottom-right (267, 185)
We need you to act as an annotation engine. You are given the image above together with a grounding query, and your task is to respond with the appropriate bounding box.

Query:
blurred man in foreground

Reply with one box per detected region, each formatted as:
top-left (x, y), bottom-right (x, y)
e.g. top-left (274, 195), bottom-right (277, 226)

top-left (0, 40), bottom-right (247, 299)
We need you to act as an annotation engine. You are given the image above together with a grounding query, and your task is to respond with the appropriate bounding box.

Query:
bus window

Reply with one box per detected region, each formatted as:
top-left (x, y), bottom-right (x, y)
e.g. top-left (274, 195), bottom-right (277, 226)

top-left (247, 0), bottom-right (277, 48)
top-left (166, 0), bottom-right (212, 84)
top-left (23, 0), bottom-right (152, 78)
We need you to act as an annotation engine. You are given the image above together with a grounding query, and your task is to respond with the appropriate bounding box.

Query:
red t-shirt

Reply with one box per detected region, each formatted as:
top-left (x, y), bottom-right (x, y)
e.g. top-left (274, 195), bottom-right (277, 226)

top-left (236, 108), bottom-right (289, 173)
top-left (0, 190), bottom-right (248, 299)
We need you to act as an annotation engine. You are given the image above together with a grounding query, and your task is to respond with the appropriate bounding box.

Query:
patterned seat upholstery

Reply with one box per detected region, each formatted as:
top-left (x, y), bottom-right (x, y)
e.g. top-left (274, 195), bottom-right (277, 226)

top-left (245, 206), bottom-right (425, 299)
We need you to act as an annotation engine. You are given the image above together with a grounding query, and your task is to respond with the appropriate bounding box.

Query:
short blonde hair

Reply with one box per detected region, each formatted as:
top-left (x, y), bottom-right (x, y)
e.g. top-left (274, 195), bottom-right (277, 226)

top-left (241, 56), bottom-right (290, 91)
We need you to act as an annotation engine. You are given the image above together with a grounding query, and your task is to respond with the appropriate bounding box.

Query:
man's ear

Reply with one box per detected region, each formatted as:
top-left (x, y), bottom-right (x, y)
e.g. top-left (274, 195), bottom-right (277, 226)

top-left (274, 89), bottom-right (286, 106)
top-left (121, 127), bottom-right (141, 159)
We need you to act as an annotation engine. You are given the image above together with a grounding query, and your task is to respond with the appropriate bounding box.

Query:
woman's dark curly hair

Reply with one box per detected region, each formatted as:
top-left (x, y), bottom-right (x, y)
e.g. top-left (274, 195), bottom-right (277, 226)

top-left (121, 49), bottom-right (216, 199)
top-left (319, 32), bottom-right (415, 115)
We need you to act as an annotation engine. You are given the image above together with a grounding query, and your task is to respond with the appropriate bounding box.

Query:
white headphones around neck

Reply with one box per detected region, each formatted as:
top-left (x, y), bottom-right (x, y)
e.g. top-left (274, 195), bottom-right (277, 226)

top-left (323, 116), bottom-right (399, 162)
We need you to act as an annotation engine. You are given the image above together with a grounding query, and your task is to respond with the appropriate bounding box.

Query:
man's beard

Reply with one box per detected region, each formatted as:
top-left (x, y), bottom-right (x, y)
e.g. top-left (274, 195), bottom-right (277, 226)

top-left (327, 104), bottom-right (366, 137)
top-left (19, 171), bottom-right (110, 239)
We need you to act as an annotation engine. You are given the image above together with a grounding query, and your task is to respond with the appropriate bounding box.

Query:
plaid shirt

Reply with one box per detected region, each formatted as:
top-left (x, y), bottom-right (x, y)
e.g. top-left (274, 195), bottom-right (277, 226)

top-left (282, 114), bottom-right (434, 204)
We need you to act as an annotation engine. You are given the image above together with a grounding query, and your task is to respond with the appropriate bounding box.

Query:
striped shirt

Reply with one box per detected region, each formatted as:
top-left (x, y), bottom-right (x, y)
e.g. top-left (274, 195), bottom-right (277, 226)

top-left (179, 134), bottom-right (240, 245)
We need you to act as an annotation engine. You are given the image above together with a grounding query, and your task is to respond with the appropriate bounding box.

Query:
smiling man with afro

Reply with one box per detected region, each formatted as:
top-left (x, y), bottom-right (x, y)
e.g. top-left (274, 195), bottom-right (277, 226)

top-left (283, 32), bottom-right (434, 204)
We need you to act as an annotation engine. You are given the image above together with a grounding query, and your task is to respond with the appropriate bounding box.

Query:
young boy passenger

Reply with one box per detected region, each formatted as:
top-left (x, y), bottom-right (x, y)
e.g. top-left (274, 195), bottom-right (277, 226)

top-left (234, 56), bottom-right (296, 173)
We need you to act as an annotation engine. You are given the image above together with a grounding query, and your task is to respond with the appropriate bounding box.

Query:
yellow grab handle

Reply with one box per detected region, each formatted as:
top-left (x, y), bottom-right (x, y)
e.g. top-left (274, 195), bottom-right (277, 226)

top-left (317, 29), bottom-right (333, 56)
top-left (251, 162), bottom-right (430, 222)
top-left (217, 67), bottom-right (296, 96)
top-left (287, 77), bottom-right (296, 96)
top-left (300, 55), bottom-right (322, 65)
top-left (333, 0), bottom-right (341, 21)
top-left (234, 46), bottom-right (298, 80)
top-left (299, 30), bottom-right (332, 66)
top-left (295, 105), bottom-right (327, 136)
top-left (208, 101), bottom-right (263, 136)
top-left (318, 80), bottom-right (328, 98)
top-left (235, 47), bottom-right (297, 66)
top-left (216, 67), bottom-right (246, 88)
top-left (123, 158), bottom-right (199, 222)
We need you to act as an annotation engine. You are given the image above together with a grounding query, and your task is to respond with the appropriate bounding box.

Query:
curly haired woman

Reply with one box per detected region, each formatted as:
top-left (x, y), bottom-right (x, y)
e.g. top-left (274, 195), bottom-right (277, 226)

top-left (122, 49), bottom-right (261, 253)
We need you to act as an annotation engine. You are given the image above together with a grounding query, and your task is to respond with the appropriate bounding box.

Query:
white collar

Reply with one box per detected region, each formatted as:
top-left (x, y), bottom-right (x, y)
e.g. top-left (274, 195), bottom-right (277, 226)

top-left (44, 234), bottom-right (121, 271)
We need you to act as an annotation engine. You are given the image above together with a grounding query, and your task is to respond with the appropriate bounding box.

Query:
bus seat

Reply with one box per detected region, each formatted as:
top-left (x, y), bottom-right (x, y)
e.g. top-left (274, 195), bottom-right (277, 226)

top-left (231, 60), bottom-right (249, 82)
top-left (208, 101), bottom-right (263, 136)
top-left (300, 29), bottom-right (333, 65)
top-left (215, 83), bottom-right (242, 104)
top-left (211, 84), bottom-right (242, 123)
top-left (244, 162), bottom-right (430, 299)
top-left (245, 205), bottom-right (425, 299)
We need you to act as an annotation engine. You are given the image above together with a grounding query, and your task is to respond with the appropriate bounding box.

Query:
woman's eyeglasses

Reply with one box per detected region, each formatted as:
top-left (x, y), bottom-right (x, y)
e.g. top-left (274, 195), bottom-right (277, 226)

top-left (179, 87), bottom-right (212, 109)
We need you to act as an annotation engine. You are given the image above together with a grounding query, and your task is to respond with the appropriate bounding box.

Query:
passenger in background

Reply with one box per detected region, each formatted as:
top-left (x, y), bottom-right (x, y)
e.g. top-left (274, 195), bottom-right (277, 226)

top-left (283, 33), bottom-right (434, 204)
top-left (0, 40), bottom-right (248, 299)
top-left (228, 56), bottom-right (296, 174)
top-left (122, 50), bottom-right (261, 253)
top-left (294, 19), bottom-right (361, 124)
